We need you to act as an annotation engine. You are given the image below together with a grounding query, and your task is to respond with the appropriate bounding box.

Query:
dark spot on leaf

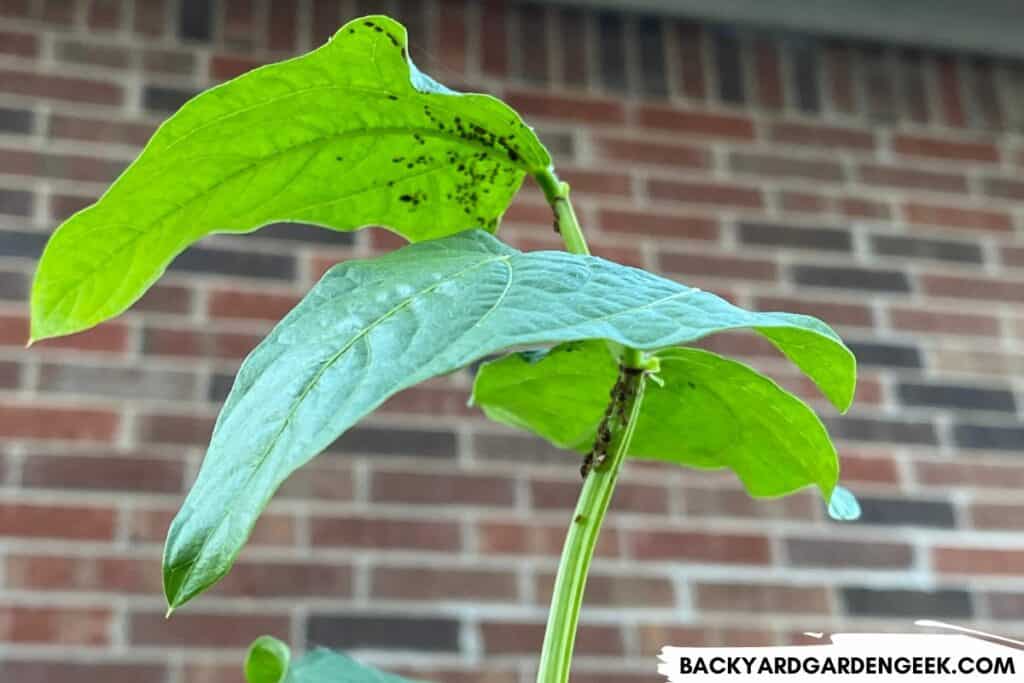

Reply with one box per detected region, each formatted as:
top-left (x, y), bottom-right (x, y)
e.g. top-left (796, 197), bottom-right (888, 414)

top-left (399, 194), bottom-right (413, 202)
top-left (388, 95), bottom-right (398, 101)
top-left (507, 149), bottom-right (519, 162)
top-left (688, 382), bottom-right (696, 389)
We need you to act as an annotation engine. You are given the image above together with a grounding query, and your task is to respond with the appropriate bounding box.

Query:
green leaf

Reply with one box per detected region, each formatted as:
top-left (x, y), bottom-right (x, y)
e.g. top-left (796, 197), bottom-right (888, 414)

top-left (245, 635), bottom-right (291, 683)
top-left (29, 14), bottom-right (550, 343)
top-left (284, 648), bottom-right (425, 683)
top-left (163, 230), bottom-right (854, 609)
top-left (471, 341), bottom-right (840, 499)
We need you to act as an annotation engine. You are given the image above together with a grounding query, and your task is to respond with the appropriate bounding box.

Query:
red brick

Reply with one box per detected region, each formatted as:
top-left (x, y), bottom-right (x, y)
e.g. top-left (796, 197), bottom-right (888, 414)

top-left (839, 195), bottom-right (892, 220)
top-left (893, 134), bottom-right (999, 163)
top-left (770, 122), bottom-right (874, 150)
top-left (206, 290), bottom-right (300, 321)
top-left (0, 660), bottom-right (164, 683)
top-left (372, 566), bottom-right (518, 601)
top-left (937, 57), bottom-right (966, 127)
top-left (1, 148), bottom-right (125, 183)
top-left (859, 164), bottom-right (967, 193)
top-left (660, 251), bottom-right (777, 282)
top-left (0, 403), bottom-right (119, 441)
top-left (136, 412), bottom-right (213, 445)
top-left (0, 503), bottom-right (116, 540)
top-left (477, 520), bottom-right (619, 557)
top-left (48, 114), bottom-right (155, 146)
top-left (371, 470), bottom-right (516, 506)
top-left (214, 561), bottom-right (352, 598)
top-left (130, 612), bottom-right (289, 648)
top-left (559, 168), bottom-right (631, 197)
top-left (636, 105), bottom-right (755, 139)
top-left (696, 582), bottom-right (830, 614)
top-left (21, 453), bottom-right (184, 493)
top-left (0, 69), bottom-right (122, 105)
top-left (730, 152), bottom-right (845, 182)
top-left (480, 0), bottom-right (508, 76)
top-left (210, 54), bottom-right (265, 81)
top-left (268, 0), bottom-right (297, 51)
top-left (142, 327), bottom-right (259, 360)
top-left (0, 30), bottom-right (38, 57)
top-left (595, 136), bottom-right (710, 169)
top-left (50, 192), bottom-right (96, 220)
top-left (600, 208), bottom-right (718, 240)
top-left (276, 460), bottom-right (354, 500)
top-left (1000, 246), bottom-right (1024, 268)
top-left (934, 548), bottom-right (1024, 575)
top-left (311, 515), bottom-right (461, 551)
top-left (786, 537), bottom-right (913, 568)
top-left (922, 274), bottom-right (1024, 302)
top-left (676, 21), bottom-right (707, 99)
top-left (638, 624), bottom-right (775, 652)
top-left (754, 39), bottom-right (784, 109)
top-left (480, 621), bottom-right (623, 656)
top-left (825, 43), bottom-right (856, 114)
top-left (971, 503), bottom-right (1024, 530)
top-left (3, 314), bottom-right (129, 352)
top-left (755, 296), bottom-right (875, 327)
top-left (838, 451), bottom-right (902, 485)
top-left (647, 178), bottom-right (763, 209)
top-left (87, 0), bottom-right (121, 30)
top-left (889, 307), bottom-right (1001, 337)
top-left (0, 606), bottom-right (111, 645)
top-left (134, 284), bottom-right (193, 314)
top-left (379, 385), bottom-right (476, 417)
top-left (985, 177), bottom-right (1024, 201)
top-left (505, 90), bottom-right (625, 124)
top-left (682, 486), bottom-right (817, 521)
top-left (904, 202), bottom-right (1012, 232)
top-left (778, 191), bottom-right (829, 215)
top-left (437, 0), bottom-right (468, 74)
top-left (628, 530), bottom-right (771, 564)
top-left (222, 0), bottom-right (257, 48)
top-left (917, 463), bottom-right (1024, 492)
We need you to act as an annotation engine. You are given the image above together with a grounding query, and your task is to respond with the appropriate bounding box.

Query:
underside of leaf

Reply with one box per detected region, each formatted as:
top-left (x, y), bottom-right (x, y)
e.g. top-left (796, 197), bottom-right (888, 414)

top-left (471, 341), bottom-right (840, 499)
top-left (162, 230), bottom-right (855, 610)
top-left (30, 15), bottom-right (550, 342)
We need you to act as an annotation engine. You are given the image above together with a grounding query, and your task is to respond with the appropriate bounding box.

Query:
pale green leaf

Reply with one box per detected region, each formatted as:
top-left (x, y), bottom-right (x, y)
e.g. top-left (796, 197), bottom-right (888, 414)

top-left (245, 635), bottom-right (291, 683)
top-left (471, 340), bottom-right (841, 499)
top-left (29, 14), bottom-right (550, 342)
top-left (163, 230), bottom-right (854, 608)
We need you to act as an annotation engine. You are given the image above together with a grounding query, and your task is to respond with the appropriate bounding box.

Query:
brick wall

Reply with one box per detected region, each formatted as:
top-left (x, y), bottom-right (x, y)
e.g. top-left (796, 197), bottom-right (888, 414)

top-left (2, 1), bottom-right (1024, 681)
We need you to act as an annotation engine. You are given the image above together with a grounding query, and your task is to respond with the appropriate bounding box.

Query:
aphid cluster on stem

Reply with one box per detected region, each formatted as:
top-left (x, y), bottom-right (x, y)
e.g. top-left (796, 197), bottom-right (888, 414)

top-left (579, 364), bottom-right (646, 479)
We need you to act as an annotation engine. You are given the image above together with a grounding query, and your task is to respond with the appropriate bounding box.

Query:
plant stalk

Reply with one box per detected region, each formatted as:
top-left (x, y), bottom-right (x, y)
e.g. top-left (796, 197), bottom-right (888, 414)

top-left (533, 169), bottom-right (650, 683)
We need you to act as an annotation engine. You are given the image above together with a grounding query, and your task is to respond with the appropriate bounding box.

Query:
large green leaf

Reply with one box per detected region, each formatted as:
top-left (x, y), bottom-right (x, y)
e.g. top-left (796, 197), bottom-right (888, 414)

top-left (471, 341), bottom-right (840, 499)
top-left (29, 15), bottom-right (549, 342)
top-left (163, 230), bottom-right (854, 609)
top-left (242, 637), bottom-right (424, 683)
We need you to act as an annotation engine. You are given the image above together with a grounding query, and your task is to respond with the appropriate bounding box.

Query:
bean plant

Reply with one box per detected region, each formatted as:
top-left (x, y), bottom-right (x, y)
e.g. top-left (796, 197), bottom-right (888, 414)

top-left (29, 16), bottom-right (859, 683)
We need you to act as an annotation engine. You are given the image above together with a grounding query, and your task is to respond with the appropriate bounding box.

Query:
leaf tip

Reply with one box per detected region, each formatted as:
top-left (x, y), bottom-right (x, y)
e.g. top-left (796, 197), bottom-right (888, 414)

top-left (165, 605), bottom-right (175, 620)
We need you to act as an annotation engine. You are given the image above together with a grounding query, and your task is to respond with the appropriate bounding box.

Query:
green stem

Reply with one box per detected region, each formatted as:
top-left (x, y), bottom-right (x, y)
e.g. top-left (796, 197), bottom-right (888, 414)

top-left (532, 169), bottom-right (650, 683)
top-left (536, 168), bottom-right (590, 256)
